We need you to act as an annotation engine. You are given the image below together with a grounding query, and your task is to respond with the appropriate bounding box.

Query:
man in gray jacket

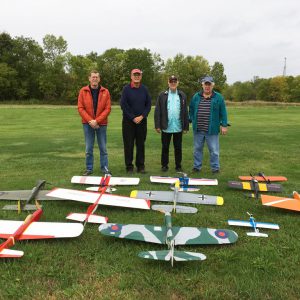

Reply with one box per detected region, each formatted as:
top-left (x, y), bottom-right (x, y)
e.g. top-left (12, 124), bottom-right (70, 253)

top-left (154, 75), bottom-right (189, 172)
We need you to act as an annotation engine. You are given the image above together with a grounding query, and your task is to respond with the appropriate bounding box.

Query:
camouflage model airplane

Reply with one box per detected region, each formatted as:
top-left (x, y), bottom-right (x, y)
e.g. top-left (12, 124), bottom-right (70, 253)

top-left (99, 210), bottom-right (238, 266)
top-left (131, 181), bottom-right (223, 214)
top-left (228, 213), bottom-right (279, 238)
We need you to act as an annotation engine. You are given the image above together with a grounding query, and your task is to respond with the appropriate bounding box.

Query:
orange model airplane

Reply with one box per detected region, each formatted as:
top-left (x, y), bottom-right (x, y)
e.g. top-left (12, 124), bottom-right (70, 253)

top-left (261, 191), bottom-right (300, 212)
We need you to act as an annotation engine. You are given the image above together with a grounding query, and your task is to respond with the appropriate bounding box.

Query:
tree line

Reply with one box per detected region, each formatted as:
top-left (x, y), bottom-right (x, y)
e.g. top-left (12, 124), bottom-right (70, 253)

top-left (0, 32), bottom-right (299, 103)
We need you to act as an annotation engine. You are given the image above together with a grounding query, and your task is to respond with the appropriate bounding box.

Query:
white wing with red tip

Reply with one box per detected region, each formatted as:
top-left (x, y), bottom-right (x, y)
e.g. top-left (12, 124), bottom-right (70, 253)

top-left (71, 176), bottom-right (140, 186)
top-left (0, 249), bottom-right (24, 258)
top-left (47, 188), bottom-right (150, 210)
top-left (0, 220), bottom-right (84, 239)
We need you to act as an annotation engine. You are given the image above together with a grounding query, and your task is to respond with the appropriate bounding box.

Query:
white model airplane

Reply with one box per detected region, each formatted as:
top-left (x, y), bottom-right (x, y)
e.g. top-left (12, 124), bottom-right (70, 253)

top-left (71, 175), bottom-right (140, 186)
top-left (0, 207), bottom-right (83, 258)
top-left (46, 187), bottom-right (150, 224)
top-left (228, 213), bottom-right (279, 237)
top-left (150, 173), bottom-right (218, 186)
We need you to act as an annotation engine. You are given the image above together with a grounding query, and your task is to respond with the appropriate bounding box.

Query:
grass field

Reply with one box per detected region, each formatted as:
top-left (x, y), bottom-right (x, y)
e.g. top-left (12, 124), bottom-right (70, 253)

top-left (0, 105), bottom-right (299, 300)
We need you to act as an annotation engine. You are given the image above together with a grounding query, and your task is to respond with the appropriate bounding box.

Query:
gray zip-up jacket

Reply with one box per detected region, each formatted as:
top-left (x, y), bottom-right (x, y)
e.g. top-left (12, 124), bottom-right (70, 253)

top-left (154, 89), bottom-right (189, 131)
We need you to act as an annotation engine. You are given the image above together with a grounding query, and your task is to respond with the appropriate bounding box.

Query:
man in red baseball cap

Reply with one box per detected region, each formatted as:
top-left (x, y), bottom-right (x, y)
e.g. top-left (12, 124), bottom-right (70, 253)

top-left (120, 69), bottom-right (151, 173)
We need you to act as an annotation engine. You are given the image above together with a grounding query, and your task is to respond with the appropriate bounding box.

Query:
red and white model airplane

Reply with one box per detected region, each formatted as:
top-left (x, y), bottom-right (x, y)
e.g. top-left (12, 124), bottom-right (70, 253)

top-left (0, 207), bottom-right (83, 258)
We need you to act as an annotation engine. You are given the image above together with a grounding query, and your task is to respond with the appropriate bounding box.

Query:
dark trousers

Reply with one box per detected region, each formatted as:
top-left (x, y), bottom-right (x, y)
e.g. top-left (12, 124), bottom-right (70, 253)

top-left (122, 117), bottom-right (147, 170)
top-left (161, 131), bottom-right (182, 169)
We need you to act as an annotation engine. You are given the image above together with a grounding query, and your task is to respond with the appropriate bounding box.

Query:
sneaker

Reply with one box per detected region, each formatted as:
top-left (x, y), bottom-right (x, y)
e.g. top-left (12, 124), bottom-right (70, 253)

top-left (126, 168), bottom-right (134, 174)
top-left (175, 167), bottom-right (182, 172)
top-left (102, 168), bottom-right (112, 176)
top-left (137, 168), bottom-right (146, 174)
top-left (212, 169), bottom-right (220, 174)
top-left (192, 168), bottom-right (200, 173)
top-left (82, 170), bottom-right (93, 176)
top-left (161, 166), bottom-right (168, 172)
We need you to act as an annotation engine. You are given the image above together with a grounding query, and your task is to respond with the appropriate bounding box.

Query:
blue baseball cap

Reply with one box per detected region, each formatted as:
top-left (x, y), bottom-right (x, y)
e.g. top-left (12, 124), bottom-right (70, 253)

top-left (201, 76), bottom-right (214, 83)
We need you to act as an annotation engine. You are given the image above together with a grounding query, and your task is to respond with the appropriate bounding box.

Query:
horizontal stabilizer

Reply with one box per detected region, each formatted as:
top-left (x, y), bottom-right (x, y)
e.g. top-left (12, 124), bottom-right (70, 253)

top-left (247, 232), bottom-right (268, 238)
top-left (66, 213), bottom-right (108, 224)
top-left (138, 250), bottom-right (206, 262)
top-left (86, 187), bottom-right (116, 192)
top-left (0, 248), bottom-right (24, 258)
top-left (239, 176), bottom-right (287, 182)
top-left (150, 176), bottom-right (218, 186)
top-left (2, 204), bottom-right (40, 211)
top-left (152, 205), bottom-right (197, 214)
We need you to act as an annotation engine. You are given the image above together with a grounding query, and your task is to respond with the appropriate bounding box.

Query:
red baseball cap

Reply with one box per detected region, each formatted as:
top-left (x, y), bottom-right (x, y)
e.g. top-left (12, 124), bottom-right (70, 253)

top-left (131, 69), bottom-right (142, 75)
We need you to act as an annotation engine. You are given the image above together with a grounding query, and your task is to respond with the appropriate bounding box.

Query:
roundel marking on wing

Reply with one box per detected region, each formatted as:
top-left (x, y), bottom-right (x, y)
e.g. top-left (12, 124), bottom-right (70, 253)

top-left (215, 229), bottom-right (229, 239)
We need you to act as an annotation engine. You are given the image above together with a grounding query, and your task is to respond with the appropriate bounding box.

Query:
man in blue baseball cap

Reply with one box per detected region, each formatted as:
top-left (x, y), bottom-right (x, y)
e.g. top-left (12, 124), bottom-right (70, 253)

top-left (189, 76), bottom-right (228, 174)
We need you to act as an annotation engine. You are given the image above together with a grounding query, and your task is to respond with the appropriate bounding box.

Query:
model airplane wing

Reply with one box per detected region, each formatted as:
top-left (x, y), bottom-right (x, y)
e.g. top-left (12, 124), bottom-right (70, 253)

top-left (99, 223), bottom-right (166, 244)
top-left (131, 190), bottom-right (223, 205)
top-left (47, 188), bottom-right (150, 210)
top-left (138, 250), bottom-right (206, 262)
top-left (0, 190), bottom-right (62, 201)
top-left (228, 220), bottom-right (279, 229)
top-left (173, 227), bottom-right (238, 245)
top-left (0, 249), bottom-right (24, 258)
top-left (239, 176), bottom-right (287, 182)
top-left (0, 220), bottom-right (84, 239)
top-left (261, 194), bottom-right (300, 212)
top-left (71, 176), bottom-right (140, 186)
top-left (150, 176), bottom-right (218, 186)
top-left (228, 181), bottom-right (282, 192)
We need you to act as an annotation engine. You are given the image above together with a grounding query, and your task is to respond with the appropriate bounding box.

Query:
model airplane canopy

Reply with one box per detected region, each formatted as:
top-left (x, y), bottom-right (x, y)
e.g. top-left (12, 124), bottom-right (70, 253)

top-left (150, 176), bottom-right (218, 186)
top-left (261, 192), bottom-right (300, 212)
top-left (71, 176), bottom-right (140, 186)
top-left (0, 208), bottom-right (83, 258)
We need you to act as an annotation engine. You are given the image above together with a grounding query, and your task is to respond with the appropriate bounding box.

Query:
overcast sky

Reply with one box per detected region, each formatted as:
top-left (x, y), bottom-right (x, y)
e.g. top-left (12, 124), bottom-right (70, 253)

top-left (1, 0), bottom-right (299, 83)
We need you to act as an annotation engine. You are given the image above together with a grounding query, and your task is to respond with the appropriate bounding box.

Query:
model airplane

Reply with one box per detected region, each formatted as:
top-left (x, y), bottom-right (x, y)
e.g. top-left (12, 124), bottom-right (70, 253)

top-left (228, 213), bottom-right (279, 238)
top-left (261, 191), bottom-right (300, 212)
top-left (46, 187), bottom-right (150, 224)
top-left (228, 179), bottom-right (282, 199)
top-left (99, 209), bottom-right (238, 266)
top-left (150, 173), bottom-right (218, 186)
top-left (0, 180), bottom-right (62, 212)
top-left (71, 175), bottom-right (140, 186)
top-left (239, 172), bottom-right (287, 182)
top-left (0, 207), bottom-right (83, 258)
top-left (131, 181), bottom-right (223, 214)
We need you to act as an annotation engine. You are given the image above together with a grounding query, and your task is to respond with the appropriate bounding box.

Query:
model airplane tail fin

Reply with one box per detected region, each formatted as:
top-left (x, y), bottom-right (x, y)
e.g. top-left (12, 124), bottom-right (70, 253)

top-left (293, 191), bottom-right (300, 200)
top-left (0, 249), bottom-right (24, 258)
top-left (66, 213), bottom-right (108, 224)
top-left (138, 250), bottom-right (206, 263)
top-left (152, 205), bottom-right (197, 214)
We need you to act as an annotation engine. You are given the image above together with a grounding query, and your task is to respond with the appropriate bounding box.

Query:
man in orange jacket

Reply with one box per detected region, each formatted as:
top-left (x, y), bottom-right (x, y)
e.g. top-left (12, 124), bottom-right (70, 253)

top-left (78, 70), bottom-right (111, 175)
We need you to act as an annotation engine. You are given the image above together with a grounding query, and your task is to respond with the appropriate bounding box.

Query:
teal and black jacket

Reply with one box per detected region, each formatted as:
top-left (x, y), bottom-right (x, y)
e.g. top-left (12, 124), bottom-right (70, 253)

top-left (189, 91), bottom-right (227, 135)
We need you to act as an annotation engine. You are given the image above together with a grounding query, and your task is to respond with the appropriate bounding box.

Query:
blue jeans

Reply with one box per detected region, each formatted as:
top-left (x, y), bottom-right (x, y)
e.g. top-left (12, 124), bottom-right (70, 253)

top-left (83, 124), bottom-right (108, 172)
top-left (193, 131), bottom-right (220, 171)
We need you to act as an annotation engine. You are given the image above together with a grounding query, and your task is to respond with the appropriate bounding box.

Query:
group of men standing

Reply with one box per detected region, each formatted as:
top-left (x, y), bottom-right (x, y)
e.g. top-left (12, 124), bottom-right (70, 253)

top-left (77, 69), bottom-right (228, 176)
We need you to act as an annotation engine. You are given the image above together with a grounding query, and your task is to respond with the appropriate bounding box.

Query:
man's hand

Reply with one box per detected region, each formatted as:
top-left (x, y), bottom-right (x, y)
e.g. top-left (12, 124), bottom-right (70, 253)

top-left (133, 115), bottom-right (144, 124)
top-left (89, 120), bottom-right (99, 129)
top-left (156, 128), bottom-right (161, 133)
top-left (221, 126), bottom-right (227, 135)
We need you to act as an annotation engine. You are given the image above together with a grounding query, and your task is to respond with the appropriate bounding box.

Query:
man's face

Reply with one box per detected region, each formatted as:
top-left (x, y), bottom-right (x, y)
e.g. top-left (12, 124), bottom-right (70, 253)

top-left (131, 72), bottom-right (142, 83)
top-left (168, 80), bottom-right (178, 91)
top-left (89, 73), bottom-right (100, 87)
top-left (202, 82), bottom-right (213, 94)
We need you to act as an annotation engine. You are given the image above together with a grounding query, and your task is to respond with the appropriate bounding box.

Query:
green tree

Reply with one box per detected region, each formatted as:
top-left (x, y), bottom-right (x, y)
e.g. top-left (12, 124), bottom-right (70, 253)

top-left (0, 63), bottom-right (17, 100)
top-left (164, 54), bottom-right (210, 101)
top-left (210, 61), bottom-right (227, 92)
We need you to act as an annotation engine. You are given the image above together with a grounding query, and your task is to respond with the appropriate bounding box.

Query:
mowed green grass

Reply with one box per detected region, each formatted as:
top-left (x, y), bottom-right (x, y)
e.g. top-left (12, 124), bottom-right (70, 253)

top-left (0, 105), bottom-right (299, 300)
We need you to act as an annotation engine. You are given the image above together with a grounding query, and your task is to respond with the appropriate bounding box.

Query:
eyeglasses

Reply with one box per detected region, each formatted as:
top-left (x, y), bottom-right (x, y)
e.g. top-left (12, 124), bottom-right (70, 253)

top-left (169, 80), bottom-right (178, 83)
top-left (133, 73), bottom-right (142, 76)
